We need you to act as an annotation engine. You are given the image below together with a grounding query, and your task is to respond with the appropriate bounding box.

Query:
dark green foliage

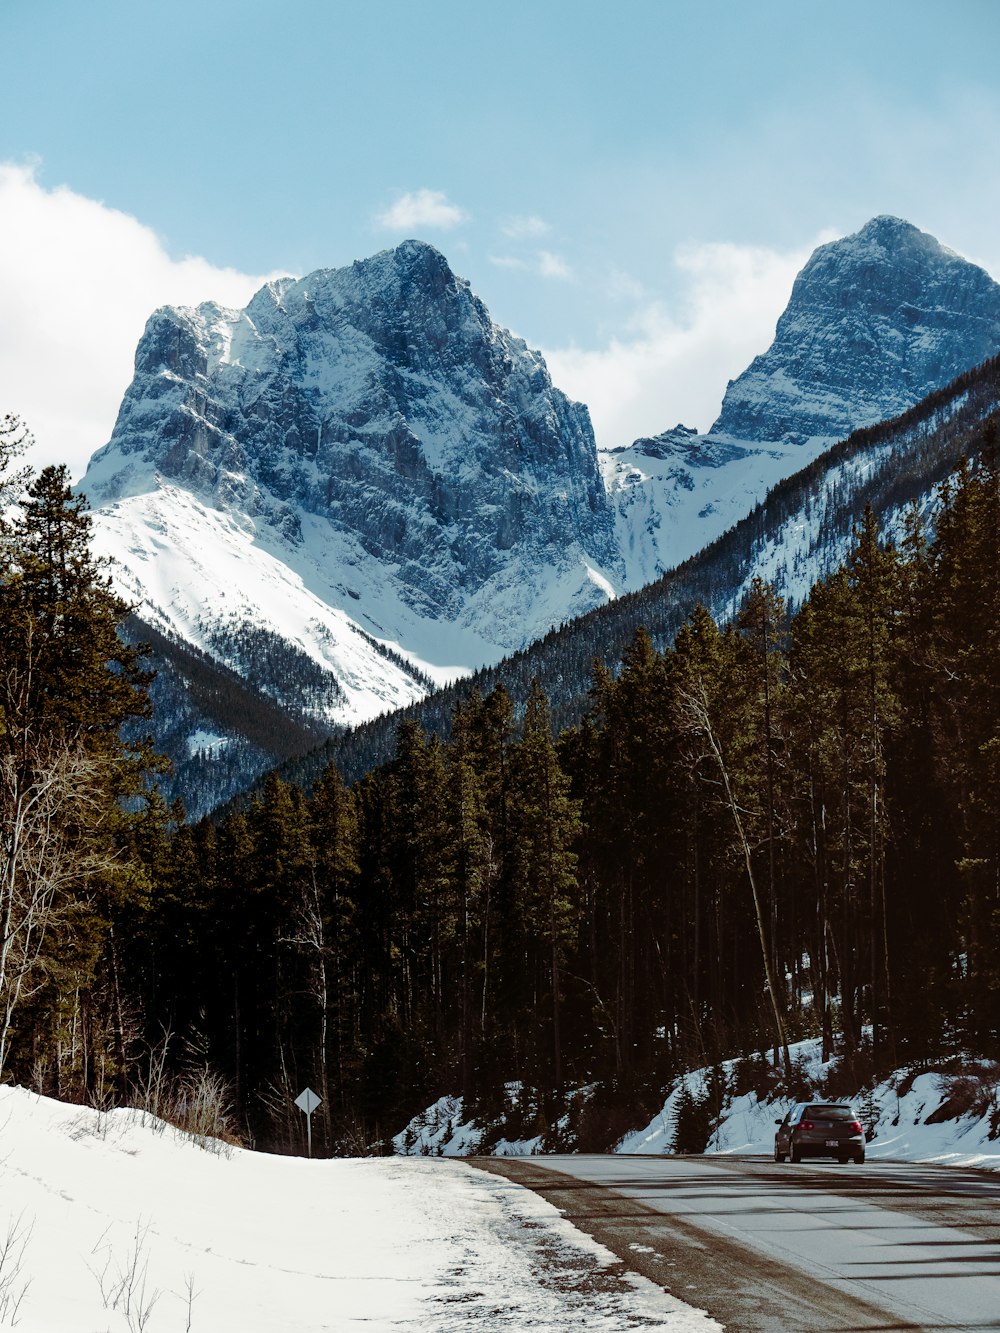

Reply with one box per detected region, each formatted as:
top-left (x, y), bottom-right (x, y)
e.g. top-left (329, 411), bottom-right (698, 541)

top-left (14, 394), bottom-right (1000, 1156)
top-left (0, 456), bottom-right (161, 1094)
top-left (123, 441), bottom-right (1000, 1150)
top-left (671, 1080), bottom-right (715, 1154)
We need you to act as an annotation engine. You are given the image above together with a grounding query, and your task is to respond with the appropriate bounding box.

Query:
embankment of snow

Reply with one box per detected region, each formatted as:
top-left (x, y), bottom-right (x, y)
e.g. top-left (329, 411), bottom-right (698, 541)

top-left (395, 1041), bottom-right (1000, 1170)
top-left (0, 1086), bottom-right (719, 1332)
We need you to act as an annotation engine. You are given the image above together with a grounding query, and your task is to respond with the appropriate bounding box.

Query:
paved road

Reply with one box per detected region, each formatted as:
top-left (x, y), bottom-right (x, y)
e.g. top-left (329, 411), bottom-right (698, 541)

top-left (476, 1154), bottom-right (1000, 1331)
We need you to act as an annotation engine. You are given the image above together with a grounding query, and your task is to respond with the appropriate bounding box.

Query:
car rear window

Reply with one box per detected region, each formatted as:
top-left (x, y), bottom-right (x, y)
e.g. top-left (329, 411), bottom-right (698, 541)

top-left (805, 1105), bottom-right (855, 1120)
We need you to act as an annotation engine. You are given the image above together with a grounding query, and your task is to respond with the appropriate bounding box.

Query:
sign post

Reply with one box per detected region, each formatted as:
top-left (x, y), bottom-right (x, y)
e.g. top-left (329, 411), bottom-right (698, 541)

top-left (294, 1086), bottom-right (322, 1157)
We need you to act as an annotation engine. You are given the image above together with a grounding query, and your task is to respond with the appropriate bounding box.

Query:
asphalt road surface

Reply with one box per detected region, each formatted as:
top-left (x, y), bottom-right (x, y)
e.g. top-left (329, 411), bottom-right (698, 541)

top-left (476, 1153), bottom-right (1000, 1332)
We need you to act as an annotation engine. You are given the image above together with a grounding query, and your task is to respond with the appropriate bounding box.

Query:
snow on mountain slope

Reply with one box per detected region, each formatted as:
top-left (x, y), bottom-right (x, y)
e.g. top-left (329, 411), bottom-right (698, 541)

top-left (79, 219), bottom-right (1000, 802)
top-left (0, 1086), bottom-right (717, 1332)
top-left (713, 216), bottom-right (1000, 444)
top-left (88, 485), bottom-right (447, 728)
top-left (83, 240), bottom-right (621, 736)
top-left (602, 425), bottom-right (814, 585)
top-left (603, 217), bottom-right (1000, 584)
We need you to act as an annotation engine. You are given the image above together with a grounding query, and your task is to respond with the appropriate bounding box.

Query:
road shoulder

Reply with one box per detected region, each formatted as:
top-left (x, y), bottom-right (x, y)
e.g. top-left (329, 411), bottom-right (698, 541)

top-left (473, 1156), bottom-right (917, 1332)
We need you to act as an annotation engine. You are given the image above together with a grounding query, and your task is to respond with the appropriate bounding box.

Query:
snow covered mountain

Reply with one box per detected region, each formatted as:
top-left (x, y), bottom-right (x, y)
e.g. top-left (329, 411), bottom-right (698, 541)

top-left (84, 241), bottom-right (620, 734)
top-left (602, 217), bottom-right (1000, 584)
top-left (310, 350), bottom-right (1000, 793)
top-left (714, 215), bottom-right (1000, 443)
top-left (81, 218), bottom-right (1000, 811)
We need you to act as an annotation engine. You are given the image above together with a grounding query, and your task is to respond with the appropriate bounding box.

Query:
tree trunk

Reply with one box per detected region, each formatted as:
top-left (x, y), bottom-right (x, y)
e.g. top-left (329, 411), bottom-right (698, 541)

top-left (680, 682), bottom-right (792, 1076)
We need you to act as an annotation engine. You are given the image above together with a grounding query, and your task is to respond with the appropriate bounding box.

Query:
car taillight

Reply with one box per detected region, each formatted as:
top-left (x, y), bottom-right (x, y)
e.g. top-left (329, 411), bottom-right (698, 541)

top-left (800, 1120), bottom-right (814, 1131)
top-left (850, 1120), bottom-right (862, 1134)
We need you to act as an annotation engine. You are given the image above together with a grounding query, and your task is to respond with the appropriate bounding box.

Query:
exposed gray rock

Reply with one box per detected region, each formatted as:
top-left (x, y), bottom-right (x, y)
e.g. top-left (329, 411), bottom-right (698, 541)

top-left (88, 240), bottom-right (619, 640)
top-left (712, 216), bottom-right (1000, 444)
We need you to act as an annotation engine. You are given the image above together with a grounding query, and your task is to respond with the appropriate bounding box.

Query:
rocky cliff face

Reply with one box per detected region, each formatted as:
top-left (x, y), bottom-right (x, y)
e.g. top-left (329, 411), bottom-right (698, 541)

top-left (711, 215), bottom-right (1000, 444)
top-left (87, 240), bottom-right (618, 654)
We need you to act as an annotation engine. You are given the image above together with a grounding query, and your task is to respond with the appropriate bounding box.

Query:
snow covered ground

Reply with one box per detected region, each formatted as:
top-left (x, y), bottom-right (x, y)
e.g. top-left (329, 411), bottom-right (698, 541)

top-left (619, 1040), bottom-right (1000, 1169)
top-left (396, 1041), bottom-right (1000, 1171)
top-left (0, 1087), bottom-right (720, 1332)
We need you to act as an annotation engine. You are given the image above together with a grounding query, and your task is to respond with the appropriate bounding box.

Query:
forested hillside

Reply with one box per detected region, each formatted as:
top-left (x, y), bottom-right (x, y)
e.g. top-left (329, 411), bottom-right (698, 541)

top-left (7, 417), bottom-right (997, 1153)
top-left (274, 350), bottom-right (1000, 798)
top-left (124, 615), bottom-right (335, 818)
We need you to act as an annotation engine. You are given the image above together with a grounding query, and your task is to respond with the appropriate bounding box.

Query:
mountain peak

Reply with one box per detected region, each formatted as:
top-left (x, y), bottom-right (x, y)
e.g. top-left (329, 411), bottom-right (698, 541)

top-left (856, 213), bottom-right (920, 239)
top-left (84, 240), bottom-right (618, 670)
top-left (392, 237), bottom-right (451, 267)
top-left (711, 218), bottom-right (1000, 444)
top-left (341, 237), bottom-right (455, 286)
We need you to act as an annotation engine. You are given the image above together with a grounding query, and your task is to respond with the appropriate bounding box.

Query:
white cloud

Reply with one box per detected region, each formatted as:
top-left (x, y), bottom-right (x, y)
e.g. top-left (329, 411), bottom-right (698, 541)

top-left (501, 214), bottom-right (550, 240)
top-left (0, 162), bottom-right (283, 482)
top-left (537, 250), bottom-right (573, 281)
top-left (489, 254), bottom-right (529, 272)
top-left (489, 250), bottom-right (572, 280)
top-left (375, 188), bottom-right (468, 232)
top-left (544, 235), bottom-right (835, 449)
top-left (605, 268), bottom-right (647, 303)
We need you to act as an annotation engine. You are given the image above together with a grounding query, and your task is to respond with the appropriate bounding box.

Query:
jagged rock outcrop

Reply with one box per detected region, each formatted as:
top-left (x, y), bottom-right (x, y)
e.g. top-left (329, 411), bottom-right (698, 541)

top-left (712, 215), bottom-right (1000, 444)
top-left (86, 240), bottom-right (619, 651)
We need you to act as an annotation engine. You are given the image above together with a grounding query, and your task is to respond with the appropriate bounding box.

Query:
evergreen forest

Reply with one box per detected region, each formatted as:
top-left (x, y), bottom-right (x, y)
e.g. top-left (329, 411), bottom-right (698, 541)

top-left (4, 410), bottom-right (1000, 1155)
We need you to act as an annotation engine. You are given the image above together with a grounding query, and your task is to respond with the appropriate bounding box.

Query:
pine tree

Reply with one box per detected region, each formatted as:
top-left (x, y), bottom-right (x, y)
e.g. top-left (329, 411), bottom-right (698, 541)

top-left (912, 449), bottom-right (1000, 1047)
top-left (0, 465), bottom-right (156, 1084)
top-left (734, 579), bottom-right (789, 1017)
top-left (672, 605), bottom-right (792, 1076)
top-left (509, 680), bottom-right (581, 1091)
top-left (309, 763), bottom-right (359, 1127)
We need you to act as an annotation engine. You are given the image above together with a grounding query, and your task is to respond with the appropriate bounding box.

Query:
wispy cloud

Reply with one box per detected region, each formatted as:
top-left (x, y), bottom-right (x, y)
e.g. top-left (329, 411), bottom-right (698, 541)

top-left (0, 162), bottom-right (283, 481)
top-left (489, 250), bottom-right (573, 281)
top-left (606, 267), bottom-right (646, 302)
top-left (375, 188), bottom-right (468, 231)
top-left (544, 236), bottom-right (835, 449)
top-left (538, 250), bottom-right (572, 281)
top-left (501, 214), bottom-right (550, 240)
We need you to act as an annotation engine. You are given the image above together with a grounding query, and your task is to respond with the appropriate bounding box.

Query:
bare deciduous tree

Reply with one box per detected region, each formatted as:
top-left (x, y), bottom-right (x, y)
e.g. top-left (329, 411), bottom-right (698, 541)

top-left (0, 730), bottom-right (111, 1077)
top-left (675, 676), bottom-right (792, 1076)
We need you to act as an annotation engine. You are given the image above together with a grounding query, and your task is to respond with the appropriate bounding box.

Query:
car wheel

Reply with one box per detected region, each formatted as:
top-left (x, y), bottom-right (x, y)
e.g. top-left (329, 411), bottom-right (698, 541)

top-left (790, 1144), bottom-right (801, 1164)
top-left (774, 1144), bottom-right (786, 1163)
top-left (854, 1150), bottom-right (865, 1165)
top-left (838, 1153), bottom-right (850, 1164)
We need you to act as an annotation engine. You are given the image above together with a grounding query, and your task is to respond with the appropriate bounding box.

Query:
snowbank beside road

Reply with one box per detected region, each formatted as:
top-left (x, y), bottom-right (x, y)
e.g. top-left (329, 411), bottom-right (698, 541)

top-left (619, 1039), bottom-right (1000, 1169)
top-left (0, 1086), bottom-right (719, 1332)
top-left (397, 1041), bottom-right (1000, 1171)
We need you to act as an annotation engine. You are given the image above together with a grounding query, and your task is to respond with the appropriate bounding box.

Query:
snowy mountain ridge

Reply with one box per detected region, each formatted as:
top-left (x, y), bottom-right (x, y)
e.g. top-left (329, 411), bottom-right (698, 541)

top-left (302, 348), bottom-right (1000, 796)
top-left (599, 216), bottom-right (1000, 584)
top-left (86, 239), bottom-right (619, 686)
top-left (81, 218), bottom-right (1000, 810)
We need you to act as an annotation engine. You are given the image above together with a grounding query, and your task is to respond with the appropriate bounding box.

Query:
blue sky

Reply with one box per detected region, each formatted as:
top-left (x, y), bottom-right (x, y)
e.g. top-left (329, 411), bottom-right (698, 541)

top-left (3, 0), bottom-right (1000, 475)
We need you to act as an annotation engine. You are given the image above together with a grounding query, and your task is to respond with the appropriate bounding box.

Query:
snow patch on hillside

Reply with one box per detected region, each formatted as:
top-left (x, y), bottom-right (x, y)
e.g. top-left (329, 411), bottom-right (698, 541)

top-left (619, 1041), bottom-right (1000, 1168)
top-left (396, 1041), bottom-right (1000, 1171)
top-left (601, 431), bottom-right (837, 585)
top-left (89, 485), bottom-right (471, 724)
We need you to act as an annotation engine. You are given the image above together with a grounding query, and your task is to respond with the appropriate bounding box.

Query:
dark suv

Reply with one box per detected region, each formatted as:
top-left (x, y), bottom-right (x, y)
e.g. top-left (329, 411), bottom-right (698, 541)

top-left (774, 1102), bottom-right (865, 1164)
